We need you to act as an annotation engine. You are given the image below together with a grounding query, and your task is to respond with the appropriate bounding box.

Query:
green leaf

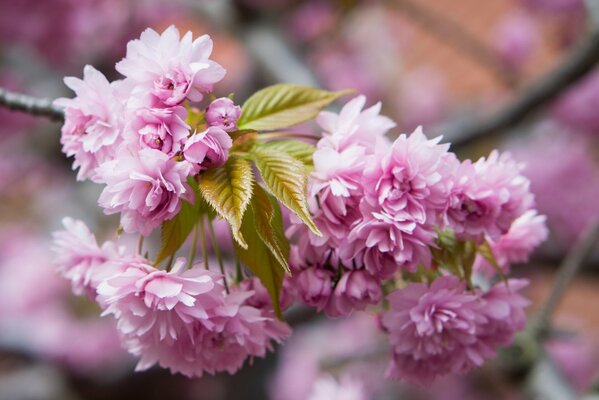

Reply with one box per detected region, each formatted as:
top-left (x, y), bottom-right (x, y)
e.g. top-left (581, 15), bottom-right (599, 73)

top-left (254, 140), bottom-right (315, 168)
top-left (234, 204), bottom-right (286, 319)
top-left (478, 240), bottom-right (507, 281)
top-left (252, 185), bottom-right (291, 273)
top-left (155, 199), bottom-right (200, 265)
top-left (237, 84), bottom-right (352, 131)
top-left (250, 147), bottom-right (321, 236)
top-left (199, 155), bottom-right (254, 248)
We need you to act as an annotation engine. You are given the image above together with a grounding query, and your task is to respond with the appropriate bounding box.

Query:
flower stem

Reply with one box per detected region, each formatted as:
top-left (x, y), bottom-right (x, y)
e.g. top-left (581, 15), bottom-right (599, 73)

top-left (188, 222), bottom-right (200, 269)
top-left (256, 132), bottom-right (320, 141)
top-left (137, 235), bottom-right (144, 255)
top-left (208, 219), bottom-right (229, 294)
top-left (198, 217), bottom-right (209, 270)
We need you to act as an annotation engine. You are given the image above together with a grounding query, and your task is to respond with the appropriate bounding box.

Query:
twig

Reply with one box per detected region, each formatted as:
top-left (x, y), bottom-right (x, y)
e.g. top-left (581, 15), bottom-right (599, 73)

top-left (0, 87), bottom-right (64, 121)
top-left (207, 218), bottom-right (229, 294)
top-left (391, 0), bottom-right (518, 89)
top-left (534, 218), bottom-right (599, 339)
top-left (441, 0), bottom-right (599, 145)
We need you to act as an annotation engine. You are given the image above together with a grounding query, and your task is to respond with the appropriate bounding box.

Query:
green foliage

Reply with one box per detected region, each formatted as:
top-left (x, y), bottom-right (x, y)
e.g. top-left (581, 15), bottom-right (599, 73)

top-left (250, 146), bottom-right (321, 236)
top-left (251, 185), bottom-right (291, 273)
top-left (154, 178), bottom-right (216, 265)
top-left (237, 84), bottom-right (352, 131)
top-left (234, 192), bottom-right (289, 319)
top-left (254, 140), bottom-right (315, 168)
top-left (199, 155), bottom-right (254, 249)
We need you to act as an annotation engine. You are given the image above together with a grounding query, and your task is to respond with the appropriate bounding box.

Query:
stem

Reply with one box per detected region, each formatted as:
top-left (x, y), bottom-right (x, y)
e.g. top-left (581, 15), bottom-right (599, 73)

top-left (166, 254), bottom-right (175, 272)
top-left (198, 217), bottom-right (209, 270)
top-left (137, 235), bottom-right (144, 255)
top-left (534, 218), bottom-right (599, 339)
top-left (440, 0), bottom-right (599, 145)
top-left (0, 87), bottom-right (64, 121)
top-left (235, 257), bottom-right (243, 284)
top-left (188, 222), bottom-right (200, 269)
top-left (257, 132), bottom-right (321, 141)
top-left (208, 219), bottom-right (229, 294)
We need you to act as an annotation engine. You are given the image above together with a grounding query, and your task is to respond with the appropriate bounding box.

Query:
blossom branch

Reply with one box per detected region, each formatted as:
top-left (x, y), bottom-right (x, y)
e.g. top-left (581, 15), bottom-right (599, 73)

top-left (441, 0), bottom-right (599, 145)
top-left (0, 87), bottom-right (64, 122)
top-left (534, 218), bottom-right (599, 339)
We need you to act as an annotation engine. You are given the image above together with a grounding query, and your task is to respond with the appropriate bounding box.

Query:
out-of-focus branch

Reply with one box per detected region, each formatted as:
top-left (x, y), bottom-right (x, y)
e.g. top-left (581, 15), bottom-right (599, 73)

top-left (0, 87), bottom-right (64, 122)
top-left (391, 0), bottom-right (518, 89)
top-left (190, 0), bottom-right (320, 87)
top-left (534, 218), bottom-right (599, 339)
top-left (441, 0), bottom-right (599, 145)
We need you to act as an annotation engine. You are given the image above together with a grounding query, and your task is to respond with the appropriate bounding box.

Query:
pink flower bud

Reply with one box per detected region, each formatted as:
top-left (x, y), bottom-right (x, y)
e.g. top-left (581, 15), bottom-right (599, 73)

top-left (205, 97), bottom-right (241, 132)
top-left (183, 127), bottom-right (232, 170)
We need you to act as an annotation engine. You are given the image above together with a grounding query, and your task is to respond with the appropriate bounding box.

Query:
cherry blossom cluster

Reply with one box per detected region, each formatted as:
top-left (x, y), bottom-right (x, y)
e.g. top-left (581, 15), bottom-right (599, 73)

top-left (51, 26), bottom-right (289, 378)
top-left (287, 96), bottom-right (548, 383)
top-left (53, 218), bottom-right (290, 377)
top-left (55, 25), bottom-right (240, 236)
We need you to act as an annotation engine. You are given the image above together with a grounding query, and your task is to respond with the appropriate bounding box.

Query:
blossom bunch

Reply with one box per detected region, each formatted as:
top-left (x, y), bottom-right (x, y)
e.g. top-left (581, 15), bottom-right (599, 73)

top-left (287, 97), bottom-right (546, 382)
top-left (53, 218), bottom-right (289, 377)
top-left (51, 25), bottom-right (546, 384)
top-left (55, 25), bottom-right (237, 235)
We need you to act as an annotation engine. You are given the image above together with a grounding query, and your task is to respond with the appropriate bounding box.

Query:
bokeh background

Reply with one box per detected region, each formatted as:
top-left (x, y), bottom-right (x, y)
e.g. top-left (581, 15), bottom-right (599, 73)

top-left (0, 0), bottom-right (598, 399)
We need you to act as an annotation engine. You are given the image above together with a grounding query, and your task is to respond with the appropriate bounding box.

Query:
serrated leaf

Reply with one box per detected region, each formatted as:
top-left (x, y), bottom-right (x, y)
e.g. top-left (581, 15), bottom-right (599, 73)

top-left (255, 140), bottom-right (315, 168)
top-left (252, 185), bottom-right (291, 273)
top-left (155, 199), bottom-right (200, 265)
top-left (234, 204), bottom-right (286, 319)
top-left (199, 155), bottom-right (254, 248)
top-left (237, 84), bottom-right (352, 131)
top-left (250, 147), bottom-right (321, 236)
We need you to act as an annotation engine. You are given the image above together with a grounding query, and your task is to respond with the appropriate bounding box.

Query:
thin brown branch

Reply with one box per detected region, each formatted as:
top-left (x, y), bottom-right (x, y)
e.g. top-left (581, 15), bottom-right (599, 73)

top-left (441, 0), bottom-right (599, 145)
top-left (534, 218), bottom-right (599, 339)
top-left (0, 87), bottom-right (64, 122)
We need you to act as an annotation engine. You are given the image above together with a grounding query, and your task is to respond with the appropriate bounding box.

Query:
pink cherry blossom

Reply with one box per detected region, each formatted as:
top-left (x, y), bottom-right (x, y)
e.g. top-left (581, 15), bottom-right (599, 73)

top-left (116, 25), bottom-right (226, 106)
top-left (362, 127), bottom-right (451, 224)
top-left (293, 266), bottom-right (335, 311)
top-left (97, 148), bottom-right (192, 235)
top-left (325, 270), bottom-right (382, 317)
top-left (309, 145), bottom-right (366, 246)
top-left (476, 210), bottom-right (548, 275)
top-left (382, 276), bottom-right (492, 384)
top-left (97, 258), bottom-right (225, 373)
top-left (52, 217), bottom-right (125, 297)
top-left (316, 95), bottom-right (395, 153)
top-left (447, 151), bottom-right (533, 241)
top-left (478, 279), bottom-right (529, 347)
top-left (54, 65), bottom-right (126, 182)
top-left (205, 97), bottom-right (241, 132)
top-left (343, 206), bottom-right (434, 275)
top-left (183, 127), bottom-right (232, 171)
top-left (127, 106), bottom-right (190, 156)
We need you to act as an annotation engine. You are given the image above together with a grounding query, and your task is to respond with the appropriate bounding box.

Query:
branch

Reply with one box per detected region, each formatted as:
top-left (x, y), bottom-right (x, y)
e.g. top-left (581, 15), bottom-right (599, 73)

top-left (0, 87), bottom-right (64, 122)
top-left (534, 218), bottom-right (599, 339)
top-left (441, 0), bottom-right (599, 145)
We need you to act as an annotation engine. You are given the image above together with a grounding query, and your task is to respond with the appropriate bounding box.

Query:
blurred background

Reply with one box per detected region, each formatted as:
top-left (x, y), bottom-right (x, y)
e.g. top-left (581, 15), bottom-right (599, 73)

top-left (1, 0), bottom-right (598, 399)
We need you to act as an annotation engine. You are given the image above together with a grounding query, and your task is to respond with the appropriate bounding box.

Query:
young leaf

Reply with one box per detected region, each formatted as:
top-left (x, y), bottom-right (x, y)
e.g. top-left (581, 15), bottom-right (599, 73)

top-left (250, 147), bottom-right (321, 236)
top-left (254, 140), bottom-right (315, 168)
top-left (478, 240), bottom-right (507, 281)
top-left (234, 204), bottom-right (286, 319)
top-left (199, 155), bottom-right (254, 248)
top-left (237, 84), bottom-right (352, 131)
top-left (252, 185), bottom-right (291, 273)
top-left (155, 199), bottom-right (200, 265)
